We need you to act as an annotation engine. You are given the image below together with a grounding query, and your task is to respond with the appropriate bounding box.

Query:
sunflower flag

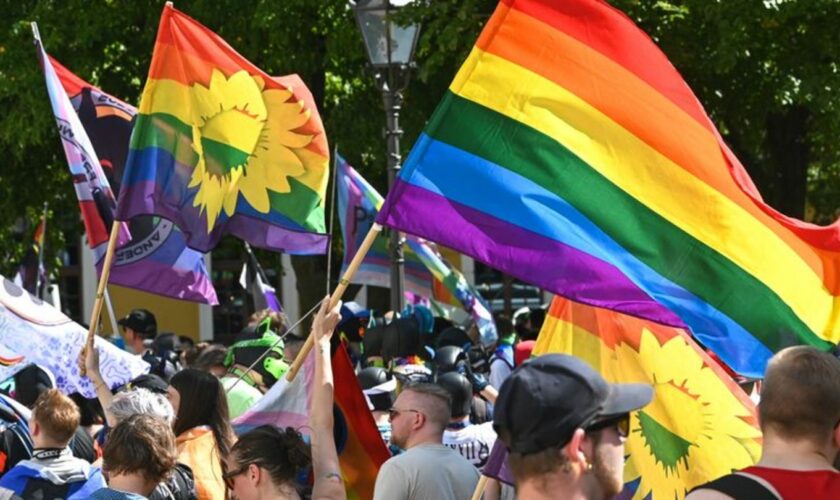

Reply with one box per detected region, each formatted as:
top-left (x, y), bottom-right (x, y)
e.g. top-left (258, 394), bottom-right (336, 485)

top-left (534, 295), bottom-right (761, 499)
top-left (116, 4), bottom-right (330, 254)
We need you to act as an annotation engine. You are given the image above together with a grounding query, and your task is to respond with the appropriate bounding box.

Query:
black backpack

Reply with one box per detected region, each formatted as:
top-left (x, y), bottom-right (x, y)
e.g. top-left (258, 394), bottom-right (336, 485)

top-left (148, 463), bottom-right (198, 500)
top-left (0, 401), bottom-right (33, 475)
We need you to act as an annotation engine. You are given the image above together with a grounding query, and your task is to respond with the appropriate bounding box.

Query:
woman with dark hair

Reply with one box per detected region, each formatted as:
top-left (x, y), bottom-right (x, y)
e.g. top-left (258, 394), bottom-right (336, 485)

top-left (168, 369), bottom-right (233, 500)
top-left (224, 297), bottom-right (346, 500)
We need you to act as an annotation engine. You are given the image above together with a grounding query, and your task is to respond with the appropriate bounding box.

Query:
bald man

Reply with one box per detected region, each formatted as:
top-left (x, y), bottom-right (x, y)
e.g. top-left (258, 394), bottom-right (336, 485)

top-left (373, 383), bottom-right (479, 500)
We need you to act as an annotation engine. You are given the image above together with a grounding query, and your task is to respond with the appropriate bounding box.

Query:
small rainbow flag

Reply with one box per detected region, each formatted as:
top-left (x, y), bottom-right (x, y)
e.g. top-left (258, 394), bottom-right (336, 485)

top-left (535, 295), bottom-right (762, 499)
top-left (337, 154), bottom-right (496, 342)
top-left (116, 4), bottom-right (330, 254)
top-left (376, 0), bottom-right (840, 377)
top-left (336, 153), bottom-right (436, 298)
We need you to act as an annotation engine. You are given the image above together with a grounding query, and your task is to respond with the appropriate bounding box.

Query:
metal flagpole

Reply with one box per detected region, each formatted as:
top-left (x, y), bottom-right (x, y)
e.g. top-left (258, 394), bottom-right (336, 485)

top-left (325, 145), bottom-right (339, 296)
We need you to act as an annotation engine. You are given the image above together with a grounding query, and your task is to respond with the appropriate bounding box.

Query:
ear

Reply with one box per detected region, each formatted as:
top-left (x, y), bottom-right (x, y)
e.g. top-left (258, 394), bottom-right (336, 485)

top-left (411, 411), bottom-right (426, 432)
top-left (563, 428), bottom-right (590, 470)
top-left (30, 420), bottom-right (40, 437)
top-left (832, 422), bottom-right (840, 450)
top-left (248, 463), bottom-right (262, 485)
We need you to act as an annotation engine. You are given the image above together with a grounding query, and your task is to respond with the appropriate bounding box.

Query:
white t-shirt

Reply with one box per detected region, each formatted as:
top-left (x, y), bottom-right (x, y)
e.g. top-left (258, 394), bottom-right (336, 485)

top-left (443, 422), bottom-right (498, 469)
top-left (373, 443), bottom-right (479, 500)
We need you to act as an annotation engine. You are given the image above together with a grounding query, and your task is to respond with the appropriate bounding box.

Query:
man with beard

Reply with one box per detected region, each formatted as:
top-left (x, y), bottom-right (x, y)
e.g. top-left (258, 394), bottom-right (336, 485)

top-left (373, 383), bottom-right (479, 500)
top-left (493, 354), bottom-right (653, 500)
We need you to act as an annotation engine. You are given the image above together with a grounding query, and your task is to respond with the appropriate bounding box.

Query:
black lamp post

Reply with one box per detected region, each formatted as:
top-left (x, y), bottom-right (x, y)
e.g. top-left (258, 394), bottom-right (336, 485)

top-left (350, 0), bottom-right (421, 313)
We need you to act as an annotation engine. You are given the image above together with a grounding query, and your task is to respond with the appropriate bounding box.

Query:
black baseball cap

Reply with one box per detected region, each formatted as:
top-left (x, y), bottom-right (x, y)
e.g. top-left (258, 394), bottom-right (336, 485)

top-left (117, 309), bottom-right (157, 336)
top-left (121, 374), bottom-right (169, 395)
top-left (493, 354), bottom-right (653, 455)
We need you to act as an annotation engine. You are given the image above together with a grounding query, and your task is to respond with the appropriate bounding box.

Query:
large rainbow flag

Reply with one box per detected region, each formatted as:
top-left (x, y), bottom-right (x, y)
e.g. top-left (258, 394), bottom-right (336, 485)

top-left (42, 54), bottom-right (217, 304)
top-left (534, 295), bottom-right (762, 499)
top-left (376, 0), bottom-right (840, 377)
top-left (116, 4), bottom-right (330, 254)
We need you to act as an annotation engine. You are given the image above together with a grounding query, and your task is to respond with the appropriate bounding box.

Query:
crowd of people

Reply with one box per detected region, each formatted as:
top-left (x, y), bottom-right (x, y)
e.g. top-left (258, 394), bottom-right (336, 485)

top-left (0, 297), bottom-right (839, 499)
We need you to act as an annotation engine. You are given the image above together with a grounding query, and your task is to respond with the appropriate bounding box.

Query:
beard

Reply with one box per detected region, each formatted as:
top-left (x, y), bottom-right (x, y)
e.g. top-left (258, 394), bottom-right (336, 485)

top-left (591, 438), bottom-right (624, 498)
top-left (390, 427), bottom-right (408, 450)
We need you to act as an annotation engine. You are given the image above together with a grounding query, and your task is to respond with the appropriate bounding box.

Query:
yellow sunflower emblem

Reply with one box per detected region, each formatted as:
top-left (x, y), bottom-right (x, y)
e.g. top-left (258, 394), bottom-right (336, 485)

top-left (186, 69), bottom-right (313, 230)
top-left (609, 329), bottom-right (762, 499)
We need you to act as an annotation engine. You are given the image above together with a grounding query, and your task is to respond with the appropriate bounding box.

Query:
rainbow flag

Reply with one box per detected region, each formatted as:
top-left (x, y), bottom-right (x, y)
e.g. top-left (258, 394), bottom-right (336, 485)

top-left (331, 343), bottom-right (392, 499)
top-left (116, 4), bottom-right (330, 254)
top-left (534, 296), bottom-right (761, 499)
top-left (43, 54), bottom-right (217, 304)
top-left (375, 0), bottom-right (840, 378)
top-left (13, 209), bottom-right (47, 297)
top-left (336, 153), bottom-right (435, 298)
top-left (403, 239), bottom-right (497, 345)
top-left (233, 345), bottom-right (389, 499)
top-left (337, 154), bottom-right (496, 342)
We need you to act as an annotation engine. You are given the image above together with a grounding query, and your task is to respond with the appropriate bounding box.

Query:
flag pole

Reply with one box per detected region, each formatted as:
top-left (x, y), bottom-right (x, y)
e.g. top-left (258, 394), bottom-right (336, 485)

top-left (81, 221), bottom-right (122, 375)
top-left (36, 202), bottom-right (48, 298)
top-left (470, 475), bottom-right (489, 500)
top-left (285, 223), bottom-right (382, 381)
top-left (325, 145), bottom-right (339, 296)
top-left (103, 287), bottom-right (120, 337)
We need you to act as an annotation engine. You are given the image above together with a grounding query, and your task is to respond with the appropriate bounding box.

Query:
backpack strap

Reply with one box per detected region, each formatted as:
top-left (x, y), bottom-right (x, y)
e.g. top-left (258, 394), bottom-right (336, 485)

top-left (691, 472), bottom-right (781, 500)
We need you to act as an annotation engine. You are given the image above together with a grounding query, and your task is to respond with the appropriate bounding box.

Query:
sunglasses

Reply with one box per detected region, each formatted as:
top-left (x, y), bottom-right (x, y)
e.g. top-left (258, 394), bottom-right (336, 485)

top-left (223, 463), bottom-right (255, 490)
top-left (585, 413), bottom-right (630, 438)
top-left (388, 407), bottom-right (422, 421)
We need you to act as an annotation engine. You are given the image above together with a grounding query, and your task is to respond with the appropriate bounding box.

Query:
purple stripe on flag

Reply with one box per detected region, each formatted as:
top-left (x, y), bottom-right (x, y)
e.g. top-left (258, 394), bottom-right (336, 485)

top-left (378, 181), bottom-right (684, 327)
top-left (483, 441), bottom-right (514, 485)
top-left (104, 259), bottom-right (217, 303)
top-left (118, 180), bottom-right (329, 254)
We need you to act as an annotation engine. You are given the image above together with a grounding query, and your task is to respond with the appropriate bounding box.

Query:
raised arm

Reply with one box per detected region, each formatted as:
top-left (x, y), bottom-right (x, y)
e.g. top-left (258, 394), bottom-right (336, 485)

top-left (81, 337), bottom-right (117, 427)
top-left (309, 296), bottom-right (347, 500)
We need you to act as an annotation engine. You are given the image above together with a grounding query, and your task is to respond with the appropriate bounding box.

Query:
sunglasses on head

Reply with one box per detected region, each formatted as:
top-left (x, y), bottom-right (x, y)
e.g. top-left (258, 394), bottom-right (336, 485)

top-left (585, 413), bottom-right (630, 438)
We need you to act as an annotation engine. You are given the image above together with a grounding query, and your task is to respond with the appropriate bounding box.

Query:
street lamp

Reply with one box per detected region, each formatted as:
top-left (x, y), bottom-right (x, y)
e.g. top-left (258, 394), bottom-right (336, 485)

top-left (350, 0), bottom-right (421, 313)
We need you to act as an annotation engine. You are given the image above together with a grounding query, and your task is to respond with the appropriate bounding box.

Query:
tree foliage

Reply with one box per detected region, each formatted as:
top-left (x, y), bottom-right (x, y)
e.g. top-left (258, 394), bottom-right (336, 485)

top-left (1, 0), bottom-right (838, 302)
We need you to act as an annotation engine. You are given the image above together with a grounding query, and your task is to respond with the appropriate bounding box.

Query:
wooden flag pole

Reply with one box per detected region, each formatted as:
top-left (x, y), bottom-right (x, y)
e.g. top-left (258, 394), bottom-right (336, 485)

top-left (285, 223), bottom-right (383, 381)
top-left (471, 475), bottom-right (489, 500)
top-left (80, 221), bottom-right (122, 375)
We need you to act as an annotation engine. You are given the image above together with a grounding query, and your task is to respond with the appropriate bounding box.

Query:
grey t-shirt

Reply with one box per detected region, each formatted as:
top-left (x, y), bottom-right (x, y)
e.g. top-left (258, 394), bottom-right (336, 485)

top-left (373, 443), bottom-right (480, 500)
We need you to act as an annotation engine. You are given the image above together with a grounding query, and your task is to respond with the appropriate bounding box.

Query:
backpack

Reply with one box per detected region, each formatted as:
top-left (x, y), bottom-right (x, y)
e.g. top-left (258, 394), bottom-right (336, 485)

top-left (0, 400), bottom-right (33, 475)
top-left (148, 463), bottom-right (198, 500)
top-left (691, 472), bottom-right (780, 499)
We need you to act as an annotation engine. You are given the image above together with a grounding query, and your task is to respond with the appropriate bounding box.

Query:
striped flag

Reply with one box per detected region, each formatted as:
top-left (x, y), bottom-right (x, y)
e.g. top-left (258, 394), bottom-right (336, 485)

top-left (374, 0), bottom-right (840, 377)
top-left (13, 210), bottom-right (48, 298)
top-left (337, 154), bottom-right (496, 343)
top-left (234, 345), bottom-right (389, 499)
top-left (239, 245), bottom-right (283, 312)
top-left (336, 153), bottom-right (435, 298)
top-left (37, 39), bottom-right (217, 304)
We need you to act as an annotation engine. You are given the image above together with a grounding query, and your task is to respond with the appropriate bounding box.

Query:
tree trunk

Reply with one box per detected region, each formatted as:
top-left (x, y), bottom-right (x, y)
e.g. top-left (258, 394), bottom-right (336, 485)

top-left (765, 106), bottom-right (809, 219)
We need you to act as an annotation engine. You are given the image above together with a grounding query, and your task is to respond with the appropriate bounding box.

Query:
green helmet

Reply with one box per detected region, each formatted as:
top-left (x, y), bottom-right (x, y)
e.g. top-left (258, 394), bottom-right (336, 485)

top-left (225, 318), bottom-right (289, 388)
